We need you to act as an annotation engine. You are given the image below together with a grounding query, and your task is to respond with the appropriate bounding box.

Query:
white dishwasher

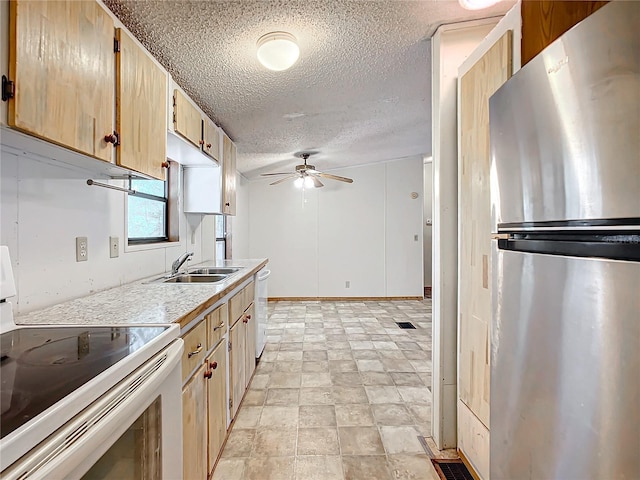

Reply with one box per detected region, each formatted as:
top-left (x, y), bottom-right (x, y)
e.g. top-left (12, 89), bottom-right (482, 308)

top-left (255, 268), bottom-right (270, 358)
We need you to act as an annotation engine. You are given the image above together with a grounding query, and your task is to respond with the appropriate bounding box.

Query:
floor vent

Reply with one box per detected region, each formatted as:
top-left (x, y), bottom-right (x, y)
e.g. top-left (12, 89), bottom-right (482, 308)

top-left (396, 321), bottom-right (416, 329)
top-left (431, 459), bottom-right (475, 480)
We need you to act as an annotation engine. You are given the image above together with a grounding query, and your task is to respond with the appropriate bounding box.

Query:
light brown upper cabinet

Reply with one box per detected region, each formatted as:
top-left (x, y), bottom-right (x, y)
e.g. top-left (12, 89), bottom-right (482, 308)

top-left (8, 0), bottom-right (114, 162)
top-left (203, 117), bottom-right (221, 161)
top-left (116, 29), bottom-right (167, 180)
top-left (174, 89), bottom-right (203, 149)
top-left (222, 133), bottom-right (237, 215)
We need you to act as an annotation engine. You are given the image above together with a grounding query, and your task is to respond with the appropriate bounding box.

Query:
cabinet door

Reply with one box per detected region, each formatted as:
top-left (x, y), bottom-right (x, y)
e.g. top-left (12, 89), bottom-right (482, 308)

top-left (174, 89), bottom-right (203, 148)
top-left (203, 118), bottom-right (221, 161)
top-left (206, 341), bottom-right (227, 474)
top-left (229, 319), bottom-right (245, 419)
top-left (8, 0), bottom-right (114, 162)
top-left (222, 133), bottom-right (237, 215)
top-left (183, 364), bottom-right (207, 480)
top-left (244, 303), bottom-right (256, 388)
top-left (115, 29), bottom-right (167, 180)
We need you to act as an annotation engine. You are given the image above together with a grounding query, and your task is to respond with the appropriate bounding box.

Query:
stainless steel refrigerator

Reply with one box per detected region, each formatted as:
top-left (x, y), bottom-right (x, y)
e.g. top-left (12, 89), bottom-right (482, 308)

top-left (489, 2), bottom-right (639, 478)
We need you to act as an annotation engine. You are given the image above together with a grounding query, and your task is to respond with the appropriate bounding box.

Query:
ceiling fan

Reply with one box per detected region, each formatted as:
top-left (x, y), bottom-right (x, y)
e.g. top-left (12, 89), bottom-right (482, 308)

top-left (260, 152), bottom-right (354, 188)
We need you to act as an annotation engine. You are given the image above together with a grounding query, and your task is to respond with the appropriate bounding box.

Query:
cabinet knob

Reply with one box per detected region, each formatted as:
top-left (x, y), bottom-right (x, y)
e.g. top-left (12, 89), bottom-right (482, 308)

top-left (204, 370), bottom-right (212, 379)
top-left (246, 314), bottom-right (252, 320)
top-left (104, 132), bottom-right (120, 146)
top-left (210, 361), bottom-right (218, 370)
top-left (199, 139), bottom-right (205, 145)
top-left (242, 316), bottom-right (248, 324)
top-left (225, 202), bottom-right (230, 207)
top-left (206, 143), bottom-right (212, 148)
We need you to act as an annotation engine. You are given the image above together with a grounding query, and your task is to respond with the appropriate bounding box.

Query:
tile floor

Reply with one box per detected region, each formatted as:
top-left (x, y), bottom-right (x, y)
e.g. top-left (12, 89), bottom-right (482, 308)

top-left (213, 300), bottom-right (441, 480)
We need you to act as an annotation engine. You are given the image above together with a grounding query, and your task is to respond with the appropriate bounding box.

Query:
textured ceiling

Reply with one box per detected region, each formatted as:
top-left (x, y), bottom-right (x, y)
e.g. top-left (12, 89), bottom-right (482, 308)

top-left (103, 0), bottom-right (513, 178)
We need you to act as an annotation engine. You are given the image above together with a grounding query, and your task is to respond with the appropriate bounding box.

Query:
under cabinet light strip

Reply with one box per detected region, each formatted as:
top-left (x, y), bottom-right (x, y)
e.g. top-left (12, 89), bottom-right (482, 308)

top-left (86, 179), bottom-right (136, 194)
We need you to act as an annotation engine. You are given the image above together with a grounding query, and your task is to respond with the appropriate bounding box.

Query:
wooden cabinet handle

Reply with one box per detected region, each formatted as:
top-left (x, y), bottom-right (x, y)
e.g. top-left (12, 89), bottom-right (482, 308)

top-left (204, 370), bottom-right (212, 379)
top-left (210, 361), bottom-right (218, 370)
top-left (187, 343), bottom-right (203, 358)
top-left (104, 132), bottom-right (120, 146)
top-left (213, 322), bottom-right (225, 331)
top-left (246, 314), bottom-right (252, 320)
top-left (199, 139), bottom-right (205, 145)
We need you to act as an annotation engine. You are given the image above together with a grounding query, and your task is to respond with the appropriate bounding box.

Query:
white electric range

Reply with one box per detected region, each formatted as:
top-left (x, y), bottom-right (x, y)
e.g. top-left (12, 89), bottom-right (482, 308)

top-left (0, 246), bottom-right (184, 479)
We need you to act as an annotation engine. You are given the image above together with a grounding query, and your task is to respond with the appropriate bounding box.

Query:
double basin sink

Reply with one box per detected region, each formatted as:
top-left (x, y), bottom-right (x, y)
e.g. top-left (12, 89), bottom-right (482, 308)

top-left (153, 267), bottom-right (241, 284)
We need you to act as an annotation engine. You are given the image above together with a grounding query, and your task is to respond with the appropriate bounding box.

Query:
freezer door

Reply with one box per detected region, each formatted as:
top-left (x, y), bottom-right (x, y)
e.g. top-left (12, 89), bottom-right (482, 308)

top-left (489, 1), bottom-right (640, 227)
top-left (491, 245), bottom-right (640, 479)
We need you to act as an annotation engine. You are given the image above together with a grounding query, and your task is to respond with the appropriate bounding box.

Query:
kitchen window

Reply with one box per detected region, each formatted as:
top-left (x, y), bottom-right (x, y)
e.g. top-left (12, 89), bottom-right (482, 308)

top-left (127, 162), bottom-right (179, 245)
top-left (215, 215), bottom-right (227, 260)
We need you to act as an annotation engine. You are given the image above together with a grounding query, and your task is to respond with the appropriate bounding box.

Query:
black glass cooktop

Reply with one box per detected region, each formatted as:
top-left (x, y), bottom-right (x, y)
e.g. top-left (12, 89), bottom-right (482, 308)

top-left (0, 325), bottom-right (169, 439)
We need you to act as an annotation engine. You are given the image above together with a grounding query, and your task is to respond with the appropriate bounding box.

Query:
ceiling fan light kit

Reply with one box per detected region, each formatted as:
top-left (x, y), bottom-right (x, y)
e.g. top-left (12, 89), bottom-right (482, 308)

top-left (261, 152), bottom-right (354, 188)
top-left (256, 31), bottom-right (300, 71)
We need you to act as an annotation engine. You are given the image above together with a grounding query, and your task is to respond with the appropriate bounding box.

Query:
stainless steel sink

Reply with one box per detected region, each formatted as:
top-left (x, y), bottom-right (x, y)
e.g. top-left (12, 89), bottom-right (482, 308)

top-left (186, 267), bottom-right (241, 275)
top-left (161, 274), bottom-right (228, 284)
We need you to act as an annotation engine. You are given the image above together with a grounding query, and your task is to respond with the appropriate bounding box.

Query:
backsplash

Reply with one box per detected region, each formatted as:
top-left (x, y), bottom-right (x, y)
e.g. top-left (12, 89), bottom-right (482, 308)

top-left (0, 145), bottom-right (215, 314)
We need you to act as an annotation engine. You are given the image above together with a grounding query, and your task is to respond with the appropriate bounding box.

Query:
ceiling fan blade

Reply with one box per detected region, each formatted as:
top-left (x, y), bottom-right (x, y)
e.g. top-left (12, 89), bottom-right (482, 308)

top-left (314, 172), bottom-right (354, 183)
top-left (310, 175), bottom-right (324, 188)
top-left (269, 174), bottom-right (298, 185)
top-left (261, 172), bottom-right (293, 176)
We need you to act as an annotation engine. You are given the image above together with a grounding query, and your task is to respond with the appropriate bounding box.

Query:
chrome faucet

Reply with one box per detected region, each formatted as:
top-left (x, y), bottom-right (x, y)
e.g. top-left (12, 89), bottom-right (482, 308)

top-left (171, 252), bottom-right (193, 275)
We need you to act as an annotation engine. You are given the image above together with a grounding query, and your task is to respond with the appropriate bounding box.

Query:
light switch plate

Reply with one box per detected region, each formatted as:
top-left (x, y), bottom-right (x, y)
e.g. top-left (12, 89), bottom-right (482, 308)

top-left (109, 236), bottom-right (119, 258)
top-left (76, 237), bottom-right (88, 262)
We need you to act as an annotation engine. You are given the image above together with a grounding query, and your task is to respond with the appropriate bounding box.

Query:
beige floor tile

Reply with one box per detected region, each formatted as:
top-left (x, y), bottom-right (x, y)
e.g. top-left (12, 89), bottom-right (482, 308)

top-left (266, 388), bottom-right (300, 405)
top-left (243, 389), bottom-right (267, 406)
top-left (332, 386), bottom-right (369, 404)
top-left (331, 372), bottom-right (362, 386)
top-left (274, 361), bottom-right (304, 372)
top-left (259, 406), bottom-right (299, 427)
top-left (408, 359), bottom-right (431, 372)
top-left (407, 404), bottom-right (431, 424)
top-left (397, 386), bottom-right (431, 404)
top-left (269, 372), bottom-right (302, 388)
top-left (342, 455), bottom-right (392, 480)
top-left (302, 372), bottom-right (332, 387)
top-left (295, 455), bottom-right (344, 480)
top-left (381, 358), bottom-right (415, 373)
top-left (371, 404), bottom-right (414, 426)
top-left (379, 426), bottom-right (424, 454)
top-left (365, 386), bottom-right (402, 404)
top-left (360, 371), bottom-right (395, 386)
top-left (327, 350), bottom-right (354, 361)
top-left (302, 360), bottom-right (330, 372)
top-left (334, 404), bottom-right (375, 426)
top-left (279, 342), bottom-right (303, 351)
top-left (256, 361), bottom-right (275, 373)
top-left (212, 458), bottom-right (246, 480)
top-left (252, 427), bottom-right (297, 457)
top-left (221, 429), bottom-right (255, 457)
top-left (299, 405), bottom-right (337, 426)
top-left (387, 454), bottom-right (440, 480)
top-left (244, 456), bottom-right (295, 480)
top-left (300, 387), bottom-right (334, 405)
top-left (349, 341), bottom-right (374, 350)
top-left (378, 350), bottom-right (407, 360)
top-left (338, 426), bottom-right (385, 455)
top-left (403, 350), bottom-right (429, 360)
top-left (303, 342), bottom-right (328, 351)
top-left (303, 350), bottom-right (328, 361)
top-left (328, 360), bottom-right (358, 372)
top-left (356, 359), bottom-right (385, 372)
top-left (372, 341), bottom-right (400, 350)
top-left (234, 406), bottom-right (262, 429)
top-left (250, 374), bottom-right (270, 390)
top-left (390, 372), bottom-right (424, 387)
top-left (297, 427), bottom-right (340, 455)
top-left (327, 340), bottom-right (352, 350)
top-left (352, 349), bottom-right (379, 359)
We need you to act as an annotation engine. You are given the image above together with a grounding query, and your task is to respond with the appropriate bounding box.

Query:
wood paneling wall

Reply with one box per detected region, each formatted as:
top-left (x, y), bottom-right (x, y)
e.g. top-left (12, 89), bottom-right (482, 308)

top-left (521, 0), bottom-right (609, 65)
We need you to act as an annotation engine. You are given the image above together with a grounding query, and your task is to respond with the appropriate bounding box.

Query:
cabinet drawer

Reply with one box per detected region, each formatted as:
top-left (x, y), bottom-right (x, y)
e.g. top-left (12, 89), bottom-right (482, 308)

top-left (243, 281), bottom-right (255, 310)
top-left (207, 303), bottom-right (228, 350)
top-left (229, 289), bottom-right (244, 326)
top-left (182, 321), bottom-right (207, 381)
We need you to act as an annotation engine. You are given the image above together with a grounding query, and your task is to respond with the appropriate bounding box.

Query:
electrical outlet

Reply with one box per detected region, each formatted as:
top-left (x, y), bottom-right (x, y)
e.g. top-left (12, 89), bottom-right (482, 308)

top-left (76, 237), bottom-right (88, 262)
top-left (109, 236), bottom-right (119, 258)
top-left (345, 280), bottom-right (350, 288)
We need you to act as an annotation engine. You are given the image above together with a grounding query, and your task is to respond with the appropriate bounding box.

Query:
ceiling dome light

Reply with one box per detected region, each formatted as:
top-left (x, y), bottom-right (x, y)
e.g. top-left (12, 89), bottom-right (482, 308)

top-left (294, 177), bottom-right (304, 188)
top-left (458, 0), bottom-right (500, 10)
top-left (304, 176), bottom-right (315, 188)
top-left (256, 32), bottom-right (300, 71)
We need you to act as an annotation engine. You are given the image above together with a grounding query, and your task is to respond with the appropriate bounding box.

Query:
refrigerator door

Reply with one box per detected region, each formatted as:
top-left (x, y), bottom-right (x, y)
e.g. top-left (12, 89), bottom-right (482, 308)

top-left (491, 245), bottom-right (640, 479)
top-left (489, 1), bottom-right (640, 228)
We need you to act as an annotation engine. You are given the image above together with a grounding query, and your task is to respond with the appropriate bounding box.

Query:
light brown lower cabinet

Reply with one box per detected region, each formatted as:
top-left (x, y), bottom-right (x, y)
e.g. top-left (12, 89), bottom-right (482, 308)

top-left (229, 319), bottom-right (245, 419)
top-left (182, 364), bottom-right (207, 480)
top-left (244, 304), bottom-right (256, 390)
top-left (207, 341), bottom-right (227, 473)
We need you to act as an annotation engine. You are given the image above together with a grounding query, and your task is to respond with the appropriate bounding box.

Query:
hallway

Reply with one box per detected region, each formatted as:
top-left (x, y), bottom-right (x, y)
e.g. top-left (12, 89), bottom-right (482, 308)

top-left (213, 300), bottom-right (440, 480)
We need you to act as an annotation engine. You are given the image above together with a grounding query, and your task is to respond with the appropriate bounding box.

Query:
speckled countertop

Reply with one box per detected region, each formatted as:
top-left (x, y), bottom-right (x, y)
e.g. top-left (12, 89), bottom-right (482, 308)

top-left (15, 259), bottom-right (268, 328)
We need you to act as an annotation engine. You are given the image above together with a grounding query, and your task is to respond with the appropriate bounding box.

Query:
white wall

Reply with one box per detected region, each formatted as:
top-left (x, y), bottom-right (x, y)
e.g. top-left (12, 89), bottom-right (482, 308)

top-left (431, 19), bottom-right (499, 450)
top-left (247, 156), bottom-right (423, 298)
top-left (0, 143), bottom-right (215, 314)
top-left (230, 173), bottom-right (250, 260)
top-left (423, 159), bottom-right (433, 287)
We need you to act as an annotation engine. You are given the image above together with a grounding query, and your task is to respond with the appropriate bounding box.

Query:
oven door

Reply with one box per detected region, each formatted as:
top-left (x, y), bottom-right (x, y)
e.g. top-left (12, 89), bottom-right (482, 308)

top-left (1, 339), bottom-right (183, 480)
